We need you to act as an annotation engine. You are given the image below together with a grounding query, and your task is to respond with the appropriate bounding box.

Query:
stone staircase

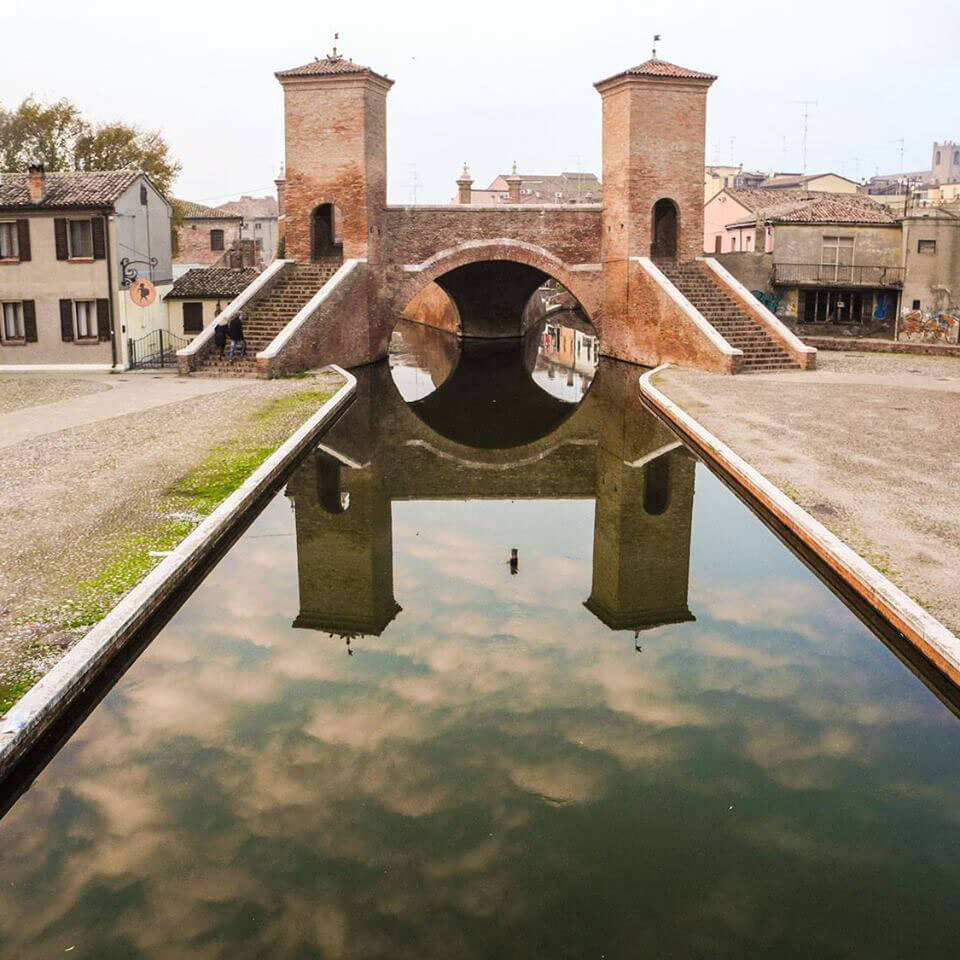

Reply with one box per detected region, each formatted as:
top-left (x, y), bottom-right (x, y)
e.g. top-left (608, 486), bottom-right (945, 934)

top-left (656, 260), bottom-right (800, 373)
top-left (195, 259), bottom-right (342, 377)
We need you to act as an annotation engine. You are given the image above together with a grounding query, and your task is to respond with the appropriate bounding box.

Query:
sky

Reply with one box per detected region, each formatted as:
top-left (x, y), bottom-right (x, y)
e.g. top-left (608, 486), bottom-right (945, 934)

top-left (2, 0), bottom-right (957, 205)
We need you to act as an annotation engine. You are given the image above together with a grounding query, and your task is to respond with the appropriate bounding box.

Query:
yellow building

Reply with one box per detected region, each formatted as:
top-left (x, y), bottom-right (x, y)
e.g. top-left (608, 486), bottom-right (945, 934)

top-left (164, 268), bottom-right (259, 340)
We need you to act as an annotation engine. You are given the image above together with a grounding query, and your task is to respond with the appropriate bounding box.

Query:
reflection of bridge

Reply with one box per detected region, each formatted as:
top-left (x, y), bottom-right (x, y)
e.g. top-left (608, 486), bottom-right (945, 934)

top-left (284, 359), bottom-right (697, 638)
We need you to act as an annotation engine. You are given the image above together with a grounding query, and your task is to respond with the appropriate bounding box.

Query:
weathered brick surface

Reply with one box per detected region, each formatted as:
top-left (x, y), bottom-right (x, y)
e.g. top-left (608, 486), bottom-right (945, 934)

top-left (176, 217), bottom-right (242, 267)
top-left (403, 282), bottom-right (460, 333)
top-left (382, 206), bottom-right (602, 266)
top-left (280, 77), bottom-right (390, 263)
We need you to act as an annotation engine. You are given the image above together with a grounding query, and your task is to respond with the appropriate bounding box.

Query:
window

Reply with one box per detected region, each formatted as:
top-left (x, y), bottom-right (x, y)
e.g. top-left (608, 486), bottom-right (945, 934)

top-left (936, 151), bottom-right (941, 165)
top-left (730, 236), bottom-right (737, 251)
top-left (183, 302), bottom-right (204, 333)
top-left (140, 184), bottom-right (148, 205)
top-left (821, 235), bottom-right (854, 280)
top-left (2, 301), bottom-right (24, 340)
top-left (75, 300), bottom-right (97, 339)
top-left (912, 299), bottom-right (921, 310)
top-left (0, 221), bottom-right (18, 259)
top-left (918, 239), bottom-right (937, 255)
top-left (254, 222), bottom-right (262, 231)
top-left (69, 219), bottom-right (94, 258)
top-left (210, 229), bottom-right (224, 251)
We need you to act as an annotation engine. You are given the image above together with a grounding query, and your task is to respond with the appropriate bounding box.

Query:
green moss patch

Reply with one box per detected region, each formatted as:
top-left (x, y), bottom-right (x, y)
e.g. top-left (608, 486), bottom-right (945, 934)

top-left (3, 383), bottom-right (335, 712)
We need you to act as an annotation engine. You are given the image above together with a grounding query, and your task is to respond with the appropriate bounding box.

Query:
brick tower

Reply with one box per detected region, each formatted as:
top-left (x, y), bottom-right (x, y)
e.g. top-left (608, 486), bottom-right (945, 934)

top-left (276, 49), bottom-right (393, 264)
top-left (595, 56), bottom-right (715, 264)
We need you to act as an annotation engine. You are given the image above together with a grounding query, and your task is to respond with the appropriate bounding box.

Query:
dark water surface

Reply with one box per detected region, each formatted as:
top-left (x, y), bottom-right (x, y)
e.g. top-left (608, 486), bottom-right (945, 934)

top-left (2, 318), bottom-right (959, 958)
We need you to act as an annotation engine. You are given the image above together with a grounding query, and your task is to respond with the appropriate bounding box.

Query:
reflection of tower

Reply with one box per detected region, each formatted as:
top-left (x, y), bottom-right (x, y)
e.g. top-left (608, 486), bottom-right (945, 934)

top-left (584, 359), bottom-right (696, 632)
top-left (285, 449), bottom-right (400, 636)
top-left (586, 447), bottom-right (696, 631)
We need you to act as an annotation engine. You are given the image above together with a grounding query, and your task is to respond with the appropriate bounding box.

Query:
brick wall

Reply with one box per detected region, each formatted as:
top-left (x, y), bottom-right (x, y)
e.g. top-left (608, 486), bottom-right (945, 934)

top-left (280, 76), bottom-right (390, 263)
top-left (176, 218), bottom-right (242, 267)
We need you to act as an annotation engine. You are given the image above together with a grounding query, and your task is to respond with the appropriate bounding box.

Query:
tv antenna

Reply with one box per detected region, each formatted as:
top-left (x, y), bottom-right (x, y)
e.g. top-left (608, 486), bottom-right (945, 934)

top-left (793, 99), bottom-right (818, 174)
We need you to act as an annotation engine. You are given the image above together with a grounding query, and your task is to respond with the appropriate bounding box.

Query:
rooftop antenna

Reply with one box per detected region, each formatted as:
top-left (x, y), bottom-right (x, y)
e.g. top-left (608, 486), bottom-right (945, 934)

top-left (652, 34), bottom-right (661, 58)
top-left (793, 99), bottom-right (818, 174)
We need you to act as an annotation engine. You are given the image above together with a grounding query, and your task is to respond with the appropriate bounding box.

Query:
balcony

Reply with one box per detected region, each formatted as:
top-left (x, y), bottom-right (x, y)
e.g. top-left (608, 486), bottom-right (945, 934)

top-left (773, 263), bottom-right (904, 288)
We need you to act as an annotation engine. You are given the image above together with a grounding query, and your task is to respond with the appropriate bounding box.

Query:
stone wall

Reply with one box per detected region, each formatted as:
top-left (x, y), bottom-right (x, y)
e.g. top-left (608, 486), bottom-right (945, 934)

top-left (713, 252), bottom-right (773, 294)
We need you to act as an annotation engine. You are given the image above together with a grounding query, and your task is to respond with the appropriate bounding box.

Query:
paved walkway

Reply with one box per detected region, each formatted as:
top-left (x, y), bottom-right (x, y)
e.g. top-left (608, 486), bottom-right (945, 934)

top-left (657, 351), bottom-right (960, 636)
top-left (0, 372), bottom-right (244, 450)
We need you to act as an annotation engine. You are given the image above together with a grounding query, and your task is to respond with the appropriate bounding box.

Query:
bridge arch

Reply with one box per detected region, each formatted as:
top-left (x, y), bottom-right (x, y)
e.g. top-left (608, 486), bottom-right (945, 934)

top-left (396, 239), bottom-right (601, 339)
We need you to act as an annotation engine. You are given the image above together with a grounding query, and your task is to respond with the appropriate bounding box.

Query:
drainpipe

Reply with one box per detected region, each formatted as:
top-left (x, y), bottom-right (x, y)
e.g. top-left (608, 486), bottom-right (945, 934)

top-left (104, 208), bottom-right (118, 370)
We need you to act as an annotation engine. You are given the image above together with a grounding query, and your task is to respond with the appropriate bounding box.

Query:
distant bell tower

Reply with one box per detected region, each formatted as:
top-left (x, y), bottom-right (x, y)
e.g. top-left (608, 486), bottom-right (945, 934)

top-left (595, 53), bottom-right (716, 263)
top-left (275, 42), bottom-right (393, 263)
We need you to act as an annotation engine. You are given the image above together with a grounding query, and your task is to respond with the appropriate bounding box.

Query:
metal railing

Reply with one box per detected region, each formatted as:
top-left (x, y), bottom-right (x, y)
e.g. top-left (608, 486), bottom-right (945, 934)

top-left (773, 263), bottom-right (904, 287)
top-left (128, 329), bottom-right (189, 369)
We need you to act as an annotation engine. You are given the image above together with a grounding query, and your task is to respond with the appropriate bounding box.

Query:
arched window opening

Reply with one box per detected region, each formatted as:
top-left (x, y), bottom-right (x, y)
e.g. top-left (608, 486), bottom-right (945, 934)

top-left (311, 203), bottom-right (342, 261)
top-left (643, 455), bottom-right (671, 515)
top-left (651, 199), bottom-right (679, 259)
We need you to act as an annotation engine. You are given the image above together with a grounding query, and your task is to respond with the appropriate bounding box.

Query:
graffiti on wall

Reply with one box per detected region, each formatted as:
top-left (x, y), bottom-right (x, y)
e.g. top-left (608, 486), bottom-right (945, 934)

top-left (899, 308), bottom-right (960, 344)
top-left (751, 290), bottom-right (782, 315)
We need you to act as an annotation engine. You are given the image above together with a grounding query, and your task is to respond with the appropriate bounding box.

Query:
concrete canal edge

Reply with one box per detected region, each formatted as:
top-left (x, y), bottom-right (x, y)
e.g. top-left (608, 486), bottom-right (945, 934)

top-left (0, 365), bottom-right (357, 780)
top-left (638, 364), bottom-right (960, 690)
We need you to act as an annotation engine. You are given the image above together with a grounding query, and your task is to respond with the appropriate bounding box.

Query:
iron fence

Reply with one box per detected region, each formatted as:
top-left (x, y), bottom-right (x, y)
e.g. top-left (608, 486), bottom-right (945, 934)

top-left (128, 329), bottom-right (189, 370)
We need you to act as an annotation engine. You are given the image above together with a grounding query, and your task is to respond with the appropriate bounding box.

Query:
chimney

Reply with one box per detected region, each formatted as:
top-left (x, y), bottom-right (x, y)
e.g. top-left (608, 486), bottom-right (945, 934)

top-left (506, 161), bottom-right (522, 204)
top-left (28, 163), bottom-right (45, 204)
top-left (456, 162), bottom-right (473, 204)
top-left (274, 162), bottom-right (286, 219)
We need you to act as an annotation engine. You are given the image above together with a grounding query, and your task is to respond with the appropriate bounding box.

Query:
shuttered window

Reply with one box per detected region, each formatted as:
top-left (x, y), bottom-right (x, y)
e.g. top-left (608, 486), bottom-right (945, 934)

top-left (75, 300), bottom-right (97, 338)
top-left (1, 301), bottom-right (24, 341)
top-left (210, 229), bottom-right (225, 251)
top-left (183, 302), bottom-right (204, 333)
top-left (0, 221), bottom-right (18, 258)
top-left (69, 219), bottom-right (94, 258)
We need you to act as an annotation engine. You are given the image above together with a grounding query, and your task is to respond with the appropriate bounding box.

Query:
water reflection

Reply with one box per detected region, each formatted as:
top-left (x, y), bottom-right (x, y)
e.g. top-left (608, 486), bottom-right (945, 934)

top-left (2, 337), bottom-right (960, 958)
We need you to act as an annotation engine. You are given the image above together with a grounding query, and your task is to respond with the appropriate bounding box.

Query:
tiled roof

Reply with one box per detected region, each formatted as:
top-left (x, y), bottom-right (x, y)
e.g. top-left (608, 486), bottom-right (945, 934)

top-left (485, 171), bottom-right (603, 204)
top-left (275, 55), bottom-right (390, 84)
top-left (724, 188), bottom-right (897, 224)
top-left (174, 198), bottom-right (242, 220)
top-left (597, 58), bottom-right (716, 86)
top-left (771, 194), bottom-right (898, 224)
top-left (0, 169), bottom-right (139, 209)
top-left (762, 172), bottom-right (858, 189)
top-left (216, 195), bottom-right (278, 219)
top-left (164, 267), bottom-right (260, 299)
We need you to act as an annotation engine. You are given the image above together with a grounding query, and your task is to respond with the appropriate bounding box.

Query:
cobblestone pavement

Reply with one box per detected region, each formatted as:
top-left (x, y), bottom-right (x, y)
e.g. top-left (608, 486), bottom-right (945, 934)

top-left (657, 351), bottom-right (960, 636)
top-left (0, 369), bottom-right (344, 703)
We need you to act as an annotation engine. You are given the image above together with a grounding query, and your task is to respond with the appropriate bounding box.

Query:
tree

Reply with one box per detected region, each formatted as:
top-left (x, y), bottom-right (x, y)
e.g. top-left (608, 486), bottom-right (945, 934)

top-left (0, 97), bottom-right (181, 197)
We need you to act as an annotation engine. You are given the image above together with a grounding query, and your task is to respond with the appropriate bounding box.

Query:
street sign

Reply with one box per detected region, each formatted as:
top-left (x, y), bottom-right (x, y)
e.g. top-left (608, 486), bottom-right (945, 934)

top-left (130, 277), bottom-right (157, 307)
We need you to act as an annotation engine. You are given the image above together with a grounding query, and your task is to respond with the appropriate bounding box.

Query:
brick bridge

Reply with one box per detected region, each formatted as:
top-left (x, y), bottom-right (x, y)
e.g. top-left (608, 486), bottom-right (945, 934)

top-left (179, 53), bottom-right (816, 377)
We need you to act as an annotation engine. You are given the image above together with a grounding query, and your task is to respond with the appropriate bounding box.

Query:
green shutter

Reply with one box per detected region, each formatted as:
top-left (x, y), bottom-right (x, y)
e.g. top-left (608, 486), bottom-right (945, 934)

top-left (54, 218), bottom-right (68, 260)
top-left (22, 301), bottom-right (37, 342)
top-left (60, 300), bottom-right (74, 341)
top-left (96, 298), bottom-right (111, 341)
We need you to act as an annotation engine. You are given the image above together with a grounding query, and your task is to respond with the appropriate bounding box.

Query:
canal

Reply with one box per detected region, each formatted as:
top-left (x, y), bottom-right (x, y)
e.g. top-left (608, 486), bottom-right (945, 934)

top-left (1, 315), bottom-right (959, 957)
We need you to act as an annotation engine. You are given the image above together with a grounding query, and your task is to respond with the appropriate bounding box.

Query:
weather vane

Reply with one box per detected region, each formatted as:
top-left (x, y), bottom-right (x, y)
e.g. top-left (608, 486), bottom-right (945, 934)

top-left (653, 34), bottom-right (661, 58)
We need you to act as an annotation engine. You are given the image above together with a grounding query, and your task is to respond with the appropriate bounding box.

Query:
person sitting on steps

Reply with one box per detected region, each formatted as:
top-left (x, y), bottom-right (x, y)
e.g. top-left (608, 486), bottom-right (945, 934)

top-left (228, 312), bottom-right (247, 363)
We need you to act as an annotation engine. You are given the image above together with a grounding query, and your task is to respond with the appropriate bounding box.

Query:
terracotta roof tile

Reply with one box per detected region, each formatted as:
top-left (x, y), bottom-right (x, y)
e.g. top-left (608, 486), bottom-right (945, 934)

top-left (216, 195), bottom-right (277, 219)
top-left (0, 169), bottom-right (140, 209)
top-left (174, 198), bottom-right (242, 220)
top-left (724, 188), bottom-right (897, 224)
top-left (275, 55), bottom-right (390, 84)
top-left (596, 58), bottom-right (716, 86)
top-left (165, 267), bottom-right (260, 300)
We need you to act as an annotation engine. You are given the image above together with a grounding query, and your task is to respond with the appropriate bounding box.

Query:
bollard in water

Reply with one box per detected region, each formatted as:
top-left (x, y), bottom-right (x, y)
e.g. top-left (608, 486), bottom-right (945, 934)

top-left (509, 548), bottom-right (518, 575)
